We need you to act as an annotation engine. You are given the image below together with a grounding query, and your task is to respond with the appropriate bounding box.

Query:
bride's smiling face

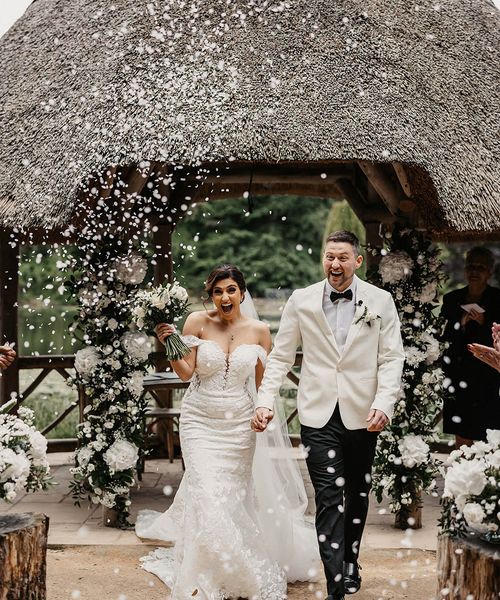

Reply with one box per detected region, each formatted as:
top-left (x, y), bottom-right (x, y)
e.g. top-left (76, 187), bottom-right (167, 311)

top-left (211, 278), bottom-right (244, 320)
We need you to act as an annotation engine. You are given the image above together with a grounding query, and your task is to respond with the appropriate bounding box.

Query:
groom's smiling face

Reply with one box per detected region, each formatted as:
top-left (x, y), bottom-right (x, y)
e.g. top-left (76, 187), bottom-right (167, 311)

top-left (323, 241), bottom-right (363, 291)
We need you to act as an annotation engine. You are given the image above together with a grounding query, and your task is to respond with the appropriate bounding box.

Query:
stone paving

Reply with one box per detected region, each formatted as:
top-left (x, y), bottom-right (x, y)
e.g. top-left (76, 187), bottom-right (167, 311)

top-left (0, 452), bottom-right (442, 551)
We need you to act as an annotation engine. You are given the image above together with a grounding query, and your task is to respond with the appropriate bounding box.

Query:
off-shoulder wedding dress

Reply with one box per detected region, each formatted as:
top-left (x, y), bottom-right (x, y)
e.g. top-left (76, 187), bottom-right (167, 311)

top-left (136, 336), bottom-right (319, 600)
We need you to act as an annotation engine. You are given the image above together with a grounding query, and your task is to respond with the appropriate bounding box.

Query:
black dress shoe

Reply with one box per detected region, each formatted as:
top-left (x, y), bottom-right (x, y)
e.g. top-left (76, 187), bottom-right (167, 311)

top-left (343, 561), bottom-right (362, 594)
top-left (325, 596), bottom-right (345, 600)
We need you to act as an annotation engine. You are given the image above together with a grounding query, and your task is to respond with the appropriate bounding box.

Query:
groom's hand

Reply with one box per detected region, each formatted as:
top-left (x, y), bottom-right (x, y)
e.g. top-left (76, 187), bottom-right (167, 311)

top-left (366, 409), bottom-right (388, 432)
top-left (251, 407), bottom-right (274, 432)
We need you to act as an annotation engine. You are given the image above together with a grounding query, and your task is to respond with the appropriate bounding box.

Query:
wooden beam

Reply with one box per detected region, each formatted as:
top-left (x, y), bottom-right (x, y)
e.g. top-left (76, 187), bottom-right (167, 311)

top-left (392, 162), bottom-right (412, 197)
top-left (334, 179), bottom-right (392, 223)
top-left (0, 229), bottom-right (19, 404)
top-left (358, 161), bottom-right (401, 215)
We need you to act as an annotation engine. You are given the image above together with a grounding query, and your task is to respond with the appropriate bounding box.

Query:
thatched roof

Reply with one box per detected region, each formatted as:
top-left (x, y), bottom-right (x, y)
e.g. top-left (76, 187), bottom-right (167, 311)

top-left (0, 0), bottom-right (499, 237)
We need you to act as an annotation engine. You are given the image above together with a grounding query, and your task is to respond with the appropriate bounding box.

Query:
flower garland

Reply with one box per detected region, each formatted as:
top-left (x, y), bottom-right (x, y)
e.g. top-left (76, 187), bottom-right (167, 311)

top-left (66, 235), bottom-right (151, 525)
top-left (370, 226), bottom-right (448, 523)
top-left (0, 401), bottom-right (51, 502)
top-left (440, 429), bottom-right (500, 541)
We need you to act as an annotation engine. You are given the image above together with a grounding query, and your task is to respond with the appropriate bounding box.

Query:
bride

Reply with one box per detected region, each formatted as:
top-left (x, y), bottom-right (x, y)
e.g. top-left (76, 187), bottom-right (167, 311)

top-left (135, 264), bottom-right (320, 599)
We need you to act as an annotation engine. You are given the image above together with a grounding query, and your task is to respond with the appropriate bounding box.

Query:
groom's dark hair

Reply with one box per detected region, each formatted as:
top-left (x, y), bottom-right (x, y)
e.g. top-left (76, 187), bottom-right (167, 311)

top-left (325, 230), bottom-right (361, 255)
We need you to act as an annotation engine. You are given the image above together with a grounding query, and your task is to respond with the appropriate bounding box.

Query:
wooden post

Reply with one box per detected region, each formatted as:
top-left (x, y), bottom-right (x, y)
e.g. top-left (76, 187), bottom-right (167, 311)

top-left (0, 513), bottom-right (49, 600)
top-left (0, 229), bottom-right (19, 405)
top-left (364, 221), bottom-right (383, 271)
top-left (437, 533), bottom-right (500, 599)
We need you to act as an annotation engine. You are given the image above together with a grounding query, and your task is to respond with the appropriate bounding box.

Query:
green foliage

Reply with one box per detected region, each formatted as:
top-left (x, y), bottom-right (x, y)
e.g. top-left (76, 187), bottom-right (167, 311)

top-left (172, 195), bottom-right (333, 296)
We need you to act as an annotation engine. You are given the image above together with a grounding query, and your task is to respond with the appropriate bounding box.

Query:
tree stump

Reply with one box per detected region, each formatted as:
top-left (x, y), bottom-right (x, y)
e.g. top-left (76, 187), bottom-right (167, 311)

top-left (394, 491), bottom-right (423, 529)
top-left (437, 533), bottom-right (500, 600)
top-left (0, 513), bottom-right (49, 600)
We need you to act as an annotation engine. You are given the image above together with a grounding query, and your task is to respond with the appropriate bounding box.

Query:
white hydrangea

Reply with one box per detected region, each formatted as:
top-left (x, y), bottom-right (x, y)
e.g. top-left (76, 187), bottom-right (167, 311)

top-left (404, 346), bottom-right (426, 366)
top-left (104, 439), bottom-right (139, 473)
top-left (113, 252), bottom-right (147, 285)
top-left (397, 434), bottom-right (430, 468)
top-left (443, 459), bottom-right (487, 500)
top-left (121, 332), bottom-right (151, 362)
top-left (74, 347), bottom-right (101, 377)
top-left (379, 251), bottom-right (414, 284)
top-left (75, 446), bottom-right (93, 468)
top-left (28, 430), bottom-right (48, 466)
top-left (486, 429), bottom-right (500, 446)
top-left (0, 448), bottom-right (31, 486)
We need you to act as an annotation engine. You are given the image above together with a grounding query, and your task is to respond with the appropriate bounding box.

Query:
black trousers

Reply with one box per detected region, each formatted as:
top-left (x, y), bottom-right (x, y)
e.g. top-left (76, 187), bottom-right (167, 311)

top-left (301, 405), bottom-right (378, 598)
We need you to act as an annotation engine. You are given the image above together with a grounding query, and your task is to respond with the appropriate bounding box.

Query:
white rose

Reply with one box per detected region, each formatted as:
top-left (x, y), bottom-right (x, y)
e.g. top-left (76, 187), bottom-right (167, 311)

top-left (486, 429), bottom-right (500, 447)
top-left (29, 430), bottom-right (48, 462)
top-left (463, 503), bottom-right (487, 528)
top-left (170, 284), bottom-right (188, 302)
top-left (120, 332), bottom-right (151, 363)
top-left (107, 318), bottom-right (119, 331)
top-left (398, 434), bottom-right (430, 469)
top-left (419, 282), bottom-right (437, 304)
top-left (113, 252), bottom-right (147, 285)
top-left (379, 251), bottom-right (414, 284)
top-left (104, 439), bottom-right (139, 472)
top-left (127, 371), bottom-right (144, 398)
top-left (76, 446), bottom-right (93, 468)
top-left (444, 459), bottom-right (487, 499)
top-left (74, 347), bottom-right (101, 377)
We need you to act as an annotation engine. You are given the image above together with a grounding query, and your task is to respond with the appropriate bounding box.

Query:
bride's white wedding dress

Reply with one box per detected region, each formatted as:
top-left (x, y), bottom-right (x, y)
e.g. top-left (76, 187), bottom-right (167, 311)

top-left (135, 336), bottom-right (319, 600)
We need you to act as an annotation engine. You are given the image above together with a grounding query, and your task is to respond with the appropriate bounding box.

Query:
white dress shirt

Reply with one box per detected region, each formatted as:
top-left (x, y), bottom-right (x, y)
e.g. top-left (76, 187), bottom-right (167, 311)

top-left (322, 279), bottom-right (357, 352)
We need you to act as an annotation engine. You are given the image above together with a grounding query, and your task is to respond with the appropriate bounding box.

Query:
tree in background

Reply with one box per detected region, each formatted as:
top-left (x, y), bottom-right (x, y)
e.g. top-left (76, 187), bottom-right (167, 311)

top-left (172, 195), bottom-right (333, 296)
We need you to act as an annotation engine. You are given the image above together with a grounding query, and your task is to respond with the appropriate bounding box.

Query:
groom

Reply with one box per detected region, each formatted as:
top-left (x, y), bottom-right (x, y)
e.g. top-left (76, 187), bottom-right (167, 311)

top-left (253, 230), bottom-right (404, 600)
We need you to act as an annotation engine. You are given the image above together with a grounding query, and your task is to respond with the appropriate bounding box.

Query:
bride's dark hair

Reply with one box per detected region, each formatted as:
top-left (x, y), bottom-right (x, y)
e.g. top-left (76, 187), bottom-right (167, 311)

top-left (204, 264), bottom-right (247, 297)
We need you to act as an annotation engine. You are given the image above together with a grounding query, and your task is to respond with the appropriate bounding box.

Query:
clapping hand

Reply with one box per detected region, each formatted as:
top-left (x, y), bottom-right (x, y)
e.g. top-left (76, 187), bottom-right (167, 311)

top-left (468, 323), bottom-right (500, 373)
top-left (251, 407), bottom-right (274, 432)
top-left (0, 344), bottom-right (16, 370)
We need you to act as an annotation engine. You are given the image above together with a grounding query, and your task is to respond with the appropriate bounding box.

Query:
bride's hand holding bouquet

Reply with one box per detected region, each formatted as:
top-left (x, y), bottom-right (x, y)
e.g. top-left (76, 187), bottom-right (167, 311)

top-left (132, 282), bottom-right (190, 361)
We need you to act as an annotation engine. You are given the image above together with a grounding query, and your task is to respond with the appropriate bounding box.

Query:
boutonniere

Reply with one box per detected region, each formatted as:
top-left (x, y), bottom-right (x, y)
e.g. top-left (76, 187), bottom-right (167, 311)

top-left (354, 300), bottom-right (381, 327)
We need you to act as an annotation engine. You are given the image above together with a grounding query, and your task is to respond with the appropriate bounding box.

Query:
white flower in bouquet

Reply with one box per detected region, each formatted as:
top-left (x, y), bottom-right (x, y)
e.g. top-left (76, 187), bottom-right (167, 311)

top-left (132, 282), bottom-right (190, 361)
top-left (404, 346), bottom-right (426, 367)
top-left (398, 434), bottom-right (430, 468)
top-left (121, 332), bottom-right (151, 363)
top-left (104, 439), bottom-right (139, 473)
top-left (443, 459), bottom-right (487, 500)
top-left (127, 371), bottom-right (144, 398)
top-left (379, 251), bottom-right (414, 284)
top-left (113, 252), bottom-right (147, 285)
top-left (463, 502), bottom-right (487, 529)
top-left (75, 347), bottom-right (101, 377)
top-left (419, 281), bottom-right (438, 304)
top-left (486, 449), bottom-right (500, 469)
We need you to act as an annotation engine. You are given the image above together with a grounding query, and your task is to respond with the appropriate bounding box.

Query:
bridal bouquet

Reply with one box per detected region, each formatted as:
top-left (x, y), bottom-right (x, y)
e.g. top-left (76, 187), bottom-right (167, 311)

top-left (0, 400), bottom-right (52, 502)
top-left (440, 429), bottom-right (500, 540)
top-left (132, 282), bottom-right (190, 360)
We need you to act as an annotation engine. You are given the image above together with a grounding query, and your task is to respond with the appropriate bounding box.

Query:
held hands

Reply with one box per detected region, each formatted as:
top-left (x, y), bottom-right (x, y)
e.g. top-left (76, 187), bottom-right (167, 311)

top-left (467, 323), bottom-right (500, 373)
top-left (251, 407), bottom-right (274, 432)
top-left (155, 323), bottom-right (176, 344)
top-left (366, 408), bottom-right (388, 432)
top-left (0, 345), bottom-right (16, 370)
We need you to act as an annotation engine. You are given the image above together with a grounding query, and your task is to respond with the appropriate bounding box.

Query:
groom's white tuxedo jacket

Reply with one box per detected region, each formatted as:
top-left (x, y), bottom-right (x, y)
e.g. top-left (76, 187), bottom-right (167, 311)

top-left (258, 275), bottom-right (405, 429)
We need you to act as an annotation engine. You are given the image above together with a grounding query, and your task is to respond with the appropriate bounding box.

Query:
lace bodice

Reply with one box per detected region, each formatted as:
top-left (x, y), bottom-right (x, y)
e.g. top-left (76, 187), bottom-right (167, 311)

top-left (184, 336), bottom-right (267, 395)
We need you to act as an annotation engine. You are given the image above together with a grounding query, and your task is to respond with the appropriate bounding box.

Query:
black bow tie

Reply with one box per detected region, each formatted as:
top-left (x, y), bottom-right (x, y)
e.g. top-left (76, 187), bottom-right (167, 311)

top-left (330, 289), bottom-right (353, 303)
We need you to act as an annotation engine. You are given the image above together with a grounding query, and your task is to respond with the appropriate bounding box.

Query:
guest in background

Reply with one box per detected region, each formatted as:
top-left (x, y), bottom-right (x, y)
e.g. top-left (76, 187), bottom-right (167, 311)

top-left (0, 344), bottom-right (16, 370)
top-left (441, 247), bottom-right (500, 446)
